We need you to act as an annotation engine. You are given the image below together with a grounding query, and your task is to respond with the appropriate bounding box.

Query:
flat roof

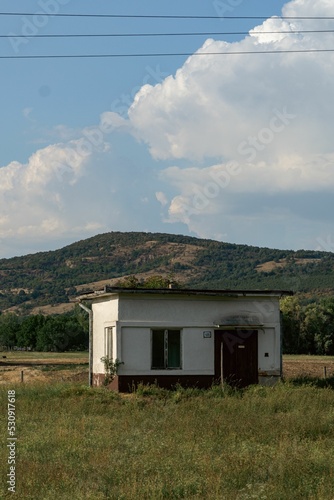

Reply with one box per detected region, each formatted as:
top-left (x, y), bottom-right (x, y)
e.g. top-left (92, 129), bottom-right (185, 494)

top-left (78, 286), bottom-right (293, 301)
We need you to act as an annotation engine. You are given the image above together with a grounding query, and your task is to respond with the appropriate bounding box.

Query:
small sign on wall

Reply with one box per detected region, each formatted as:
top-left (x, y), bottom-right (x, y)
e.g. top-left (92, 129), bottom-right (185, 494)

top-left (203, 331), bottom-right (212, 338)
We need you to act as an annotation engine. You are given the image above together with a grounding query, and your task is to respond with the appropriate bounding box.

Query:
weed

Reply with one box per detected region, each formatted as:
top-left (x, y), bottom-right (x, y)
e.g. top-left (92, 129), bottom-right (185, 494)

top-left (100, 356), bottom-right (124, 386)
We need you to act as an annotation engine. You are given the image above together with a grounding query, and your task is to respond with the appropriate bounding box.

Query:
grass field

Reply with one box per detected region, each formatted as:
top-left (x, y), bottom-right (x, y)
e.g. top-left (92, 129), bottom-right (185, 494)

top-left (0, 351), bottom-right (88, 361)
top-left (1, 354), bottom-right (334, 499)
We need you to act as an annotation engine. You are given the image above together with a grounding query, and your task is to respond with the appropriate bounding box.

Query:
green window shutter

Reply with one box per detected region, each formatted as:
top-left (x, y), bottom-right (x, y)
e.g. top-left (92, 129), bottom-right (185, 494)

top-left (152, 329), bottom-right (181, 369)
top-left (152, 330), bottom-right (165, 368)
top-left (167, 330), bottom-right (181, 368)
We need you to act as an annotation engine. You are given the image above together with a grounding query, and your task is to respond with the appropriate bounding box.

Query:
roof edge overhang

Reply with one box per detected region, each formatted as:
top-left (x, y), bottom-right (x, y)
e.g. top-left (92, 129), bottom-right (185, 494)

top-left (214, 324), bottom-right (264, 330)
top-left (77, 286), bottom-right (294, 303)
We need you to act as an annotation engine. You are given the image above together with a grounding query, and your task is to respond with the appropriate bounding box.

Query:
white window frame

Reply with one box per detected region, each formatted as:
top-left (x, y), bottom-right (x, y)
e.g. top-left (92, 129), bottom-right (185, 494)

top-left (104, 326), bottom-right (113, 359)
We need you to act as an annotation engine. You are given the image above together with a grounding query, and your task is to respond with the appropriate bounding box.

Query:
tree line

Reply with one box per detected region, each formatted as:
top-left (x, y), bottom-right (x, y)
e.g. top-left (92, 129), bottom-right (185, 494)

top-left (0, 306), bottom-right (88, 352)
top-left (281, 296), bottom-right (334, 355)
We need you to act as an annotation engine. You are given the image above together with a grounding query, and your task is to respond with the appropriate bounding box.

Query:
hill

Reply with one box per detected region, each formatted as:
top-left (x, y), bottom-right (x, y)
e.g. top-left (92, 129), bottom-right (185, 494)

top-left (0, 231), bottom-right (333, 314)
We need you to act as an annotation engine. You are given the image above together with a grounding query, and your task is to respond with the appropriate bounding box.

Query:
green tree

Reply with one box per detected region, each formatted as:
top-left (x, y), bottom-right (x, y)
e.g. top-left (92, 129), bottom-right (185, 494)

top-left (72, 304), bottom-right (89, 336)
top-left (143, 275), bottom-right (179, 289)
top-left (302, 304), bottom-right (322, 354)
top-left (114, 274), bottom-right (180, 289)
top-left (0, 313), bottom-right (21, 349)
top-left (114, 275), bottom-right (141, 288)
top-left (17, 315), bottom-right (46, 349)
top-left (312, 298), bottom-right (334, 355)
top-left (281, 296), bottom-right (304, 354)
top-left (36, 315), bottom-right (87, 352)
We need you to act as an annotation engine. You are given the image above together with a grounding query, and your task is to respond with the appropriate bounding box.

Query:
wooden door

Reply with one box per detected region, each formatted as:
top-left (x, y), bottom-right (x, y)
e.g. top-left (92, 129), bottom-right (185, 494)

top-left (214, 330), bottom-right (258, 387)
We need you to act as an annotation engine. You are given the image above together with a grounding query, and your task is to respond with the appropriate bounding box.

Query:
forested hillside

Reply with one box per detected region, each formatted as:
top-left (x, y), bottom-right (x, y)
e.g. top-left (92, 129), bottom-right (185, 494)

top-left (0, 231), bottom-right (334, 354)
top-left (0, 231), bottom-right (333, 313)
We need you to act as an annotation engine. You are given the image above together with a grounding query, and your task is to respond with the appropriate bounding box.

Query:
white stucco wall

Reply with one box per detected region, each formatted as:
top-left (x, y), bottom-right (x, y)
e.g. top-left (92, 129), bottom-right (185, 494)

top-left (92, 297), bottom-right (119, 374)
top-left (257, 327), bottom-right (280, 374)
top-left (118, 295), bottom-right (280, 327)
top-left (118, 326), bottom-right (214, 376)
top-left (182, 328), bottom-right (214, 374)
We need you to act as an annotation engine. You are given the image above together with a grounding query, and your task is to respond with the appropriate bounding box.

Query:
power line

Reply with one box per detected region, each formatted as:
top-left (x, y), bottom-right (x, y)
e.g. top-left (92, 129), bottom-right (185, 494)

top-left (1, 12), bottom-right (334, 20)
top-left (1, 48), bottom-right (334, 59)
top-left (1, 29), bottom-right (334, 39)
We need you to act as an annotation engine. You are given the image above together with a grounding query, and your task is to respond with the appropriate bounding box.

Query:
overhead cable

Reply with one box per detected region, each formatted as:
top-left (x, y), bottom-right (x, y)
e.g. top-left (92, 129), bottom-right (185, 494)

top-left (1, 48), bottom-right (334, 59)
top-left (1, 29), bottom-right (334, 38)
top-left (1, 12), bottom-right (334, 20)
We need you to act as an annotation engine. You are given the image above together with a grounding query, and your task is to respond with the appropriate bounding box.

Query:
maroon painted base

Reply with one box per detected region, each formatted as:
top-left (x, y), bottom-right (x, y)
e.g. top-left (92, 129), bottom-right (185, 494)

top-left (92, 373), bottom-right (279, 391)
top-left (92, 373), bottom-right (119, 391)
top-left (118, 375), bottom-right (216, 392)
top-left (93, 374), bottom-right (217, 392)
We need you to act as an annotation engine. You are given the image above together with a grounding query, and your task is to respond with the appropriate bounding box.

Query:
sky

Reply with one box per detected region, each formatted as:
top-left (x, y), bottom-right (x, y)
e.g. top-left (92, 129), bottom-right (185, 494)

top-left (1, 0), bottom-right (334, 258)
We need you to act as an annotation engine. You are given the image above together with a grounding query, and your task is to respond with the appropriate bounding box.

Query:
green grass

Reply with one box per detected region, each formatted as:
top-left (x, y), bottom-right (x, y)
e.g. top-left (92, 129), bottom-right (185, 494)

top-left (0, 351), bottom-right (88, 361)
top-left (284, 354), bottom-right (334, 361)
top-left (1, 382), bottom-right (334, 499)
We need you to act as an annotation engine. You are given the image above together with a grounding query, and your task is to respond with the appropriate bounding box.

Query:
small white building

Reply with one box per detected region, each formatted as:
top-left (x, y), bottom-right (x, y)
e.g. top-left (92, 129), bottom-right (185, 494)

top-left (79, 287), bottom-right (292, 391)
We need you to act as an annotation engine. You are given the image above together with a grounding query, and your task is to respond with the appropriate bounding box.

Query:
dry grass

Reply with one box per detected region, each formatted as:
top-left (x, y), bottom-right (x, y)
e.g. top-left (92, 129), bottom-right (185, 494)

top-left (283, 355), bottom-right (334, 379)
top-left (5, 301), bottom-right (76, 315)
top-left (1, 354), bottom-right (334, 498)
top-left (0, 352), bottom-right (88, 385)
top-left (29, 302), bottom-right (76, 315)
top-left (256, 258), bottom-right (321, 273)
top-left (0, 365), bottom-right (88, 385)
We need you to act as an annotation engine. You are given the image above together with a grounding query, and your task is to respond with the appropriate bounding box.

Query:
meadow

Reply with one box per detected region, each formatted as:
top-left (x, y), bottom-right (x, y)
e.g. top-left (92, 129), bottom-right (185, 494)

top-left (1, 354), bottom-right (334, 499)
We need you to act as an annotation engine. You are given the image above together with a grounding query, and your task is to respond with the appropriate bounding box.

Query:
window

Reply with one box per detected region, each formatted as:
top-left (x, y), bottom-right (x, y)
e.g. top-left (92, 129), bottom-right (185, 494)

top-left (151, 329), bottom-right (181, 369)
top-left (104, 327), bottom-right (113, 358)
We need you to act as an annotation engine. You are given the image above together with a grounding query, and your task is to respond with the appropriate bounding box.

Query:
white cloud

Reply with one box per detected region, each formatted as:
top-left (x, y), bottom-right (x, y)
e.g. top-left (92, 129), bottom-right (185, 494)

top-left (0, 140), bottom-right (92, 243)
top-left (158, 153), bottom-right (334, 249)
top-left (160, 153), bottom-right (334, 228)
top-left (250, 18), bottom-right (297, 45)
top-left (164, 153), bottom-right (334, 195)
top-left (128, 0), bottom-right (334, 163)
top-left (99, 111), bottom-right (131, 133)
top-left (155, 191), bottom-right (168, 206)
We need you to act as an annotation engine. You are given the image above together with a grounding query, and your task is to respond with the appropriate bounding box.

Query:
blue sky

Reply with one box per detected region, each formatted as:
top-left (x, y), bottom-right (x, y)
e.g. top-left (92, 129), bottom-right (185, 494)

top-left (1, 0), bottom-right (334, 258)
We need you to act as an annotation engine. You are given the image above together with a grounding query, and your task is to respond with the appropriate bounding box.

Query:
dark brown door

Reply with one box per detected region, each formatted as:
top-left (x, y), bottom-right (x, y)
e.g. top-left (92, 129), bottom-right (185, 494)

top-left (214, 330), bottom-right (258, 387)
